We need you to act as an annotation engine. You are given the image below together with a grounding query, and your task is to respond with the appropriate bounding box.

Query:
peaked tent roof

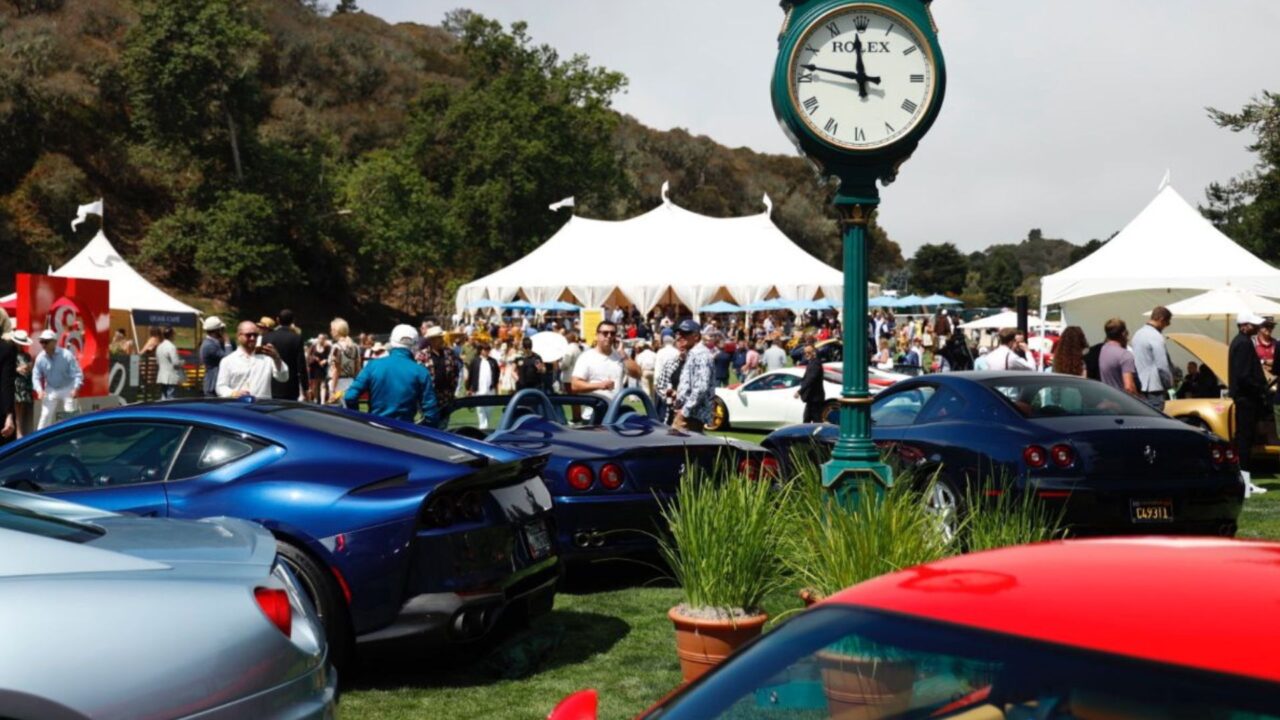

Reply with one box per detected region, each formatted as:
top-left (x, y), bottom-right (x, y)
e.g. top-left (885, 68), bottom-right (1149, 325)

top-left (1041, 185), bottom-right (1280, 306)
top-left (1, 230), bottom-right (199, 315)
top-left (455, 195), bottom-right (857, 315)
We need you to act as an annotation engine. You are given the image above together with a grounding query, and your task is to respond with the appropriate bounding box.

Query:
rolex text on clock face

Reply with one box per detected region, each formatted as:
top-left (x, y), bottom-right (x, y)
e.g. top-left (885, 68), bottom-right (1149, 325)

top-left (789, 5), bottom-right (934, 151)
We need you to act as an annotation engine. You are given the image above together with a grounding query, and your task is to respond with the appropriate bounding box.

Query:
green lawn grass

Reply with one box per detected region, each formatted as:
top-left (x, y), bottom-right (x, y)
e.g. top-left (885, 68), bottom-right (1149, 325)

top-left (340, 455), bottom-right (1280, 720)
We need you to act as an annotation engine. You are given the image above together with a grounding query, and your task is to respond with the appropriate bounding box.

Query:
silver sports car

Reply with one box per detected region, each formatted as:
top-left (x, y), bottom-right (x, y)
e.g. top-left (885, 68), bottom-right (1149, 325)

top-left (0, 488), bottom-right (336, 720)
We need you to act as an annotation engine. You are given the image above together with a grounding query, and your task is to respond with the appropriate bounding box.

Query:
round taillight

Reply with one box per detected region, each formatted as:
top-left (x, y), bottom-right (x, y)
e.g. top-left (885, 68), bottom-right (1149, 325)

top-left (737, 458), bottom-right (759, 479)
top-left (759, 456), bottom-right (781, 479)
top-left (599, 463), bottom-right (624, 490)
top-left (458, 491), bottom-right (484, 521)
top-left (1023, 445), bottom-right (1048, 469)
top-left (254, 587), bottom-right (291, 637)
top-left (566, 463), bottom-right (594, 491)
top-left (1050, 444), bottom-right (1075, 468)
top-left (1224, 446), bottom-right (1239, 464)
top-left (424, 496), bottom-right (455, 527)
top-left (1211, 445), bottom-right (1224, 464)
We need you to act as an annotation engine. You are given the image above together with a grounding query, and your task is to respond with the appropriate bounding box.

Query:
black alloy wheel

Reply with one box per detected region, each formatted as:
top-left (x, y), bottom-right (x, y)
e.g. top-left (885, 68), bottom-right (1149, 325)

top-left (276, 541), bottom-right (356, 677)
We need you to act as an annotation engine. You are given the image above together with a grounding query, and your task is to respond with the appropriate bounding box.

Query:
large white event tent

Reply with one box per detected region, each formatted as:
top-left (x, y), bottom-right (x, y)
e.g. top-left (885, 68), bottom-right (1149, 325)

top-left (455, 188), bottom-right (874, 316)
top-left (1, 230), bottom-right (200, 334)
top-left (1040, 184), bottom-right (1280, 339)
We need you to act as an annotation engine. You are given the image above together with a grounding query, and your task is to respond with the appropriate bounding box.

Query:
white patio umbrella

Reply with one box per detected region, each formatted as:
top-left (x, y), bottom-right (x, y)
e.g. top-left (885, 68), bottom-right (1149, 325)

top-left (1149, 286), bottom-right (1280, 343)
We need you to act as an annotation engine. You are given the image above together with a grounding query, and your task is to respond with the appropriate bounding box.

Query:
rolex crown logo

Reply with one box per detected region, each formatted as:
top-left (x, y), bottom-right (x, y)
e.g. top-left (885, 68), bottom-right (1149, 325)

top-left (853, 15), bottom-right (871, 33)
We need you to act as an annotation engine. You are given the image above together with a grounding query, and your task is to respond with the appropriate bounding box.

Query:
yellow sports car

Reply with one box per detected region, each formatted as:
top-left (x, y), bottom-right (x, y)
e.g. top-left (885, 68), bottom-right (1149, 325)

top-left (1163, 332), bottom-right (1279, 463)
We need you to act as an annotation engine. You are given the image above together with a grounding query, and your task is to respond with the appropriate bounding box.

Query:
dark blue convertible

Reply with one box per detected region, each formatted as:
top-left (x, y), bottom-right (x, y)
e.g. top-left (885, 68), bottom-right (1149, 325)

top-left (0, 399), bottom-right (559, 672)
top-left (764, 371), bottom-right (1244, 537)
top-left (446, 388), bottom-right (773, 567)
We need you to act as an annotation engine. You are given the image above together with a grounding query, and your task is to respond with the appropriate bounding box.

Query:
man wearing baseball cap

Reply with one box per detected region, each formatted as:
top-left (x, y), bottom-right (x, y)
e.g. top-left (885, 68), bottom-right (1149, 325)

top-left (32, 329), bottom-right (83, 430)
top-left (672, 319), bottom-right (716, 432)
top-left (200, 316), bottom-right (230, 397)
top-left (1229, 311), bottom-right (1269, 494)
top-left (344, 324), bottom-right (440, 427)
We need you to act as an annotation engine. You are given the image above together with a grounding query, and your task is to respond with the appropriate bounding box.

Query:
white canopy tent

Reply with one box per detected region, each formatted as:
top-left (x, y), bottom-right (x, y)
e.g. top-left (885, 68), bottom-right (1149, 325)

top-left (2, 230), bottom-right (200, 317)
top-left (1040, 184), bottom-right (1280, 340)
top-left (456, 188), bottom-right (874, 316)
top-left (959, 310), bottom-right (1060, 332)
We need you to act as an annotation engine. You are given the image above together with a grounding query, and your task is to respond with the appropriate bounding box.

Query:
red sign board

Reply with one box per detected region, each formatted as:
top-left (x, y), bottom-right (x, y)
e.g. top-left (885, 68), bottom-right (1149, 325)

top-left (15, 274), bottom-right (111, 397)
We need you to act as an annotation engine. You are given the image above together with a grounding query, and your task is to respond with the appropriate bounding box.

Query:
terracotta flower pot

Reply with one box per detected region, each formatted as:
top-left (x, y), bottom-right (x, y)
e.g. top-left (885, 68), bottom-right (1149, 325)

top-left (816, 650), bottom-right (915, 720)
top-left (668, 607), bottom-right (768, 683)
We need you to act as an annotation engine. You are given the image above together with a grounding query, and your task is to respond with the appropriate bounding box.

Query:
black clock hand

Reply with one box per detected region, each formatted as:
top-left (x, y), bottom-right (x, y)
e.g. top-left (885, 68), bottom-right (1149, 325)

top-left (853, 34), bottom-right (869, 98)
top-left (801, 63), bottom-right (881, 86)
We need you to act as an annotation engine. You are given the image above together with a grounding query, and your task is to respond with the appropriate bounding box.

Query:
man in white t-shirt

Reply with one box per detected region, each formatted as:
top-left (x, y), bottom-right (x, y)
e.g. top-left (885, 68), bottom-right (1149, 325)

top-left (571, 321), bottom-right (625, 400)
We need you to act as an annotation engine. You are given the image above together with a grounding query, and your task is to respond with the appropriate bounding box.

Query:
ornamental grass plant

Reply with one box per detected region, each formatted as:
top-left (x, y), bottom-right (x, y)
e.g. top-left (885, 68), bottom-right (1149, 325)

top-left (960, 477), bottom-right (1069, 552)
top-left (780, 456), bottom-right (953, 600)
top-left (658, 457), bottom-right (788, 616)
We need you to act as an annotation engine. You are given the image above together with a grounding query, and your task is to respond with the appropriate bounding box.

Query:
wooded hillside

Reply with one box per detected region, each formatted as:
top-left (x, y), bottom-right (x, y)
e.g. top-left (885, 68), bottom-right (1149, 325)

top-left (0, 1), bottom-right (902, 325)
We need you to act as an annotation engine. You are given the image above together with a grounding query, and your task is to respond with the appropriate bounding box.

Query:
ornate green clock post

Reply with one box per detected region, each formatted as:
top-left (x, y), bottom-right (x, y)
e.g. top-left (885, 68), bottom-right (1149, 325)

top-left (771, 0), bottom-right (946, 504)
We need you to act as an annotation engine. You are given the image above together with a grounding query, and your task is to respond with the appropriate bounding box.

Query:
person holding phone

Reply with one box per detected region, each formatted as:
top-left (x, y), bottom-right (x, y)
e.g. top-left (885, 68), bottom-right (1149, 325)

top-left (216, 320), bottom-right (288, 399)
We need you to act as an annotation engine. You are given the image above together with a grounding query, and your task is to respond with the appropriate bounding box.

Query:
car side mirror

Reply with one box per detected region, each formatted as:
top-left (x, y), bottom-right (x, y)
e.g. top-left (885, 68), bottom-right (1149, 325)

top-left (548, 689), bottom-right (598, 720)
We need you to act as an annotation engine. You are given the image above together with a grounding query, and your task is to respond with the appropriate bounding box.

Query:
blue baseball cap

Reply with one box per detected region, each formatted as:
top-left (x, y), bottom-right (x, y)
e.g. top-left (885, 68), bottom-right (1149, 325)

top-left (675, 319), bottom-right (701, 334)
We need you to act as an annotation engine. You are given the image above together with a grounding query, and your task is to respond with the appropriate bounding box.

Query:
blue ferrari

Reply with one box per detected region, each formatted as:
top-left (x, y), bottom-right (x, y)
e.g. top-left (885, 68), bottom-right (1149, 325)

top-left (446, 388), bottom-right (773, 566)
top-left (0, 399), bottom-right (560, 672)
top-left (764, 371), bottom-right (1244, 537)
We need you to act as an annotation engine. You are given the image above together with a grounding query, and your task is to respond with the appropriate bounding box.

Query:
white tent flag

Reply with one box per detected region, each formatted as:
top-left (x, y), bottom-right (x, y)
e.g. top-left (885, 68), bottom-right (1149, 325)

top-left (71, 199), bottom-right (103, 231)
top-left (548, 196), bottom-right (575, 212)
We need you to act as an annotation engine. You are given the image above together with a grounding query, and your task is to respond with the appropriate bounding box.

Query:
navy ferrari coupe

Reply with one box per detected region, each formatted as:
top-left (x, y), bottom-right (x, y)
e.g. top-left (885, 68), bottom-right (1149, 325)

top-left (764, 371), bottom-right (1244, 536)
top-left (446, 388), bottom-right (772, 567)
top-left (0, 399), bottom-right (560, 672)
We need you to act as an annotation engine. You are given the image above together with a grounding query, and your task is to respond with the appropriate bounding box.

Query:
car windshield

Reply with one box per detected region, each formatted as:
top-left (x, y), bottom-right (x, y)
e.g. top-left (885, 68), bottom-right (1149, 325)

top-left (980, 376), bottom-right (1163, 418)
top-left (648, 606), bottom-right (1280, 720)
top-left (445, 395), bottom-right (610, 432)
top-left (267, 407), bottom-right (484, 465)
top-left (0, 502), bottom-right (104, 544)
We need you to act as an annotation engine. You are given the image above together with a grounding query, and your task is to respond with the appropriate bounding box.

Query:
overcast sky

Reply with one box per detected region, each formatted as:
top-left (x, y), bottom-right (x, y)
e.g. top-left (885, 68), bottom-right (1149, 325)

top-left (360, 0), bottom-right (1278, 256)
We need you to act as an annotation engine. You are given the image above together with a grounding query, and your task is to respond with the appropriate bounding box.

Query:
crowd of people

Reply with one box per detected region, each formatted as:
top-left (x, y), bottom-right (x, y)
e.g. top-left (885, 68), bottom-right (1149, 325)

top-left (7, 301), bottom-right (1279, 484)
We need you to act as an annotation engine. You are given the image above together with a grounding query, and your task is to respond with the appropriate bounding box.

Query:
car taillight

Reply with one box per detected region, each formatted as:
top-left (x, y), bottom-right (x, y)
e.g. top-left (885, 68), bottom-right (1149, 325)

top-left (599, 463), bottom-right (624, 490)
top-left (738, 457), bottom-right (760, 480)
top-left (254, 587), bottom-right (291, 637)
top-left (422, 495), bottom-right (455, 527)
top-left (759, 456), bottom-right (781, 479)
top-left (458, 490), bottom-right (485, 521)
top-left (1050, 444), bottom-right (1075, 468)
top-left (1023, 445), bottom-right (1048, 469)
top-left (1213, 443), bottom-right (1239, 465)
top-left (567, 463), bottom-right (594, 491)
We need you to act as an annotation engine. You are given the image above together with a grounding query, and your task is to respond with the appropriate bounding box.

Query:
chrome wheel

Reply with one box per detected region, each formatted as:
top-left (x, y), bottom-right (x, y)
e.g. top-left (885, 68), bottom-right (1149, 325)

top-left (926, 481), bottom-right (960, 543)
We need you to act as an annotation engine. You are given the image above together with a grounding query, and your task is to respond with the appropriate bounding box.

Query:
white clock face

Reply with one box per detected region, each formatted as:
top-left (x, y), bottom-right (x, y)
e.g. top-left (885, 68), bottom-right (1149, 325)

top-left (788, 6), bottom-right (935, 150)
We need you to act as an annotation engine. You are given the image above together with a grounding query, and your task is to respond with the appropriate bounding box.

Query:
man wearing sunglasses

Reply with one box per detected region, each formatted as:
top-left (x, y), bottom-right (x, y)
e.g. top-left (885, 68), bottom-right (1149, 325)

top-left (215, 320), bottom-right (288, 399)
top-left (571, 320), bottom-right (625, 400)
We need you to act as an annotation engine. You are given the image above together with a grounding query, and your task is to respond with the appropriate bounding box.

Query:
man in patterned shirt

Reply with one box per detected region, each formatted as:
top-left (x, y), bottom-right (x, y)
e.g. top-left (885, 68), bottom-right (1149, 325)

top-left (674, 320), bottom-right (715, 432)
top-left (415, 326), bottom-right (458, 425)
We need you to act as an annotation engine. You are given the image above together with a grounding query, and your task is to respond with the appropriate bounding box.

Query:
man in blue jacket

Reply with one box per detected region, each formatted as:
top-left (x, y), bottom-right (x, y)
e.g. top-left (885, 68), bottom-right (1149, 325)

top-left (344, 324), bottom-right (440, 427)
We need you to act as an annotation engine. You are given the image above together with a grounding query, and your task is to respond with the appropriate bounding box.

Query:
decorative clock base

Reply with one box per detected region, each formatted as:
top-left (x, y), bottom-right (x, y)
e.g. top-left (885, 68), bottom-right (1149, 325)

top-left (822, 461), bottom-right (895, 508)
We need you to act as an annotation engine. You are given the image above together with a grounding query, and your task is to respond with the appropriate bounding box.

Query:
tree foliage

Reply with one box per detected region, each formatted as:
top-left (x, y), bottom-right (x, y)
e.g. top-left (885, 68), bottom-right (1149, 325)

top-left (122, 0), bottom-right (266, 181)
top-left (1203, 91), bottom-right (1280, 262)
top-left (981, 247), bottom-right (1023, 307)
top-left (910, 243), bottom-right (968, 296)
top-left (404, 11), bottom-right (628, 275)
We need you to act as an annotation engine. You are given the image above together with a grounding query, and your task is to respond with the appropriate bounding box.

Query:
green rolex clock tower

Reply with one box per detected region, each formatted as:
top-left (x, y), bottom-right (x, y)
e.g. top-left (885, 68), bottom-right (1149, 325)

top-left (771, 0), bottom-right (946, 504)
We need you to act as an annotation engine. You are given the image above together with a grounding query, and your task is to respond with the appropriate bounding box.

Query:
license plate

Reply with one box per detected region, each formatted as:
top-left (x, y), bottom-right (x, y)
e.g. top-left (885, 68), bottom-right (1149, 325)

top-left (523, 520), bottom-right (552, 560)
top-left (1130, 499), bottom-right (1174, 523)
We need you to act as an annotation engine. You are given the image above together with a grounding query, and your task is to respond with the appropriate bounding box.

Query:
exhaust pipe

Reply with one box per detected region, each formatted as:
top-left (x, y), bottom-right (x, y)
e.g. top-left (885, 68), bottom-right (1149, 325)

top-left (589, 531), bottom-right (605, 547)
top-left (573, 532), bottom-right (591, 548)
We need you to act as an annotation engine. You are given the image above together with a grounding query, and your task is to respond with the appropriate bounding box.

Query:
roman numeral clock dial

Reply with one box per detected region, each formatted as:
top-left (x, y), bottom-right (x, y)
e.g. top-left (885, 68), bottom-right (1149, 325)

top-left (789, 5), bottom-right (936, 150)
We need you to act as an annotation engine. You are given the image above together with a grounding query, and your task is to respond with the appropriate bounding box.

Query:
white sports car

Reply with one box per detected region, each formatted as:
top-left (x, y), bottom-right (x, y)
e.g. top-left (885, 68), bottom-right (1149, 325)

top-left (709, 363), bottom-right (907, 430)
